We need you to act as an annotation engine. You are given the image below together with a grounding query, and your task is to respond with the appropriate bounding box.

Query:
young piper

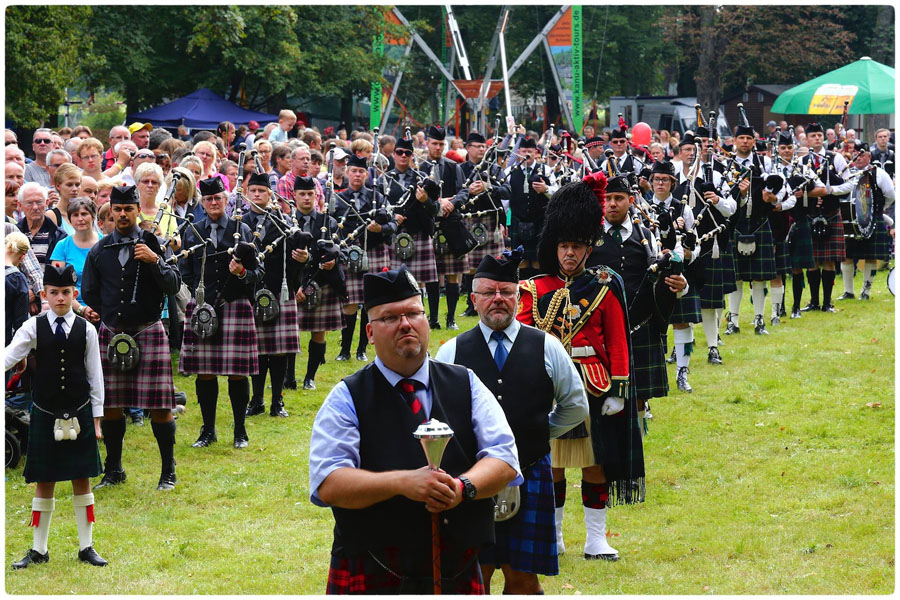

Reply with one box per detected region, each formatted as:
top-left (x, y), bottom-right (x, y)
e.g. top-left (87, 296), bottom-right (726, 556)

top-left (5, 263), bottom-right (107, 568)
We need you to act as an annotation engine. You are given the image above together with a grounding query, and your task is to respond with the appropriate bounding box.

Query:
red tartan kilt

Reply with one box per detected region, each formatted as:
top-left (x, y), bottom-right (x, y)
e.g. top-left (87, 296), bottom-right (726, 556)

top-left (99, 321), bottom-right (175, 409)
top-left (297, 283), bottom-right (345, 332)
top-left (812, 211), bottom-right (846, 263)
top-left (326, 546), bottom-right (484, 595)
top-left (255, 295), bottom-right (301, 355)
top-left (391, 231), bottom-right (439, 284)
top-left (464, 214), bottom-right (505, 268)
top-left (179, 298), bottom-right (259, 376)
top-left (345, 244), bottom-right (391, 305)
top-left (435, 247), bottom-right (470, 276)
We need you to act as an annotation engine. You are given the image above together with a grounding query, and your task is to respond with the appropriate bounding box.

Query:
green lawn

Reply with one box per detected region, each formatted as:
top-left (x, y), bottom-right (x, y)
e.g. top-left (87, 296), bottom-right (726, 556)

top-left (5, 271), bottom-right (894, 594)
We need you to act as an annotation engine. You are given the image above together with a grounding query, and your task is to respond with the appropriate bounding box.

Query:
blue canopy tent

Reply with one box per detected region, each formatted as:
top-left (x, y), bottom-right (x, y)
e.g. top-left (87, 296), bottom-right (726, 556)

top-left (126, 88), bottom-right (278, 130)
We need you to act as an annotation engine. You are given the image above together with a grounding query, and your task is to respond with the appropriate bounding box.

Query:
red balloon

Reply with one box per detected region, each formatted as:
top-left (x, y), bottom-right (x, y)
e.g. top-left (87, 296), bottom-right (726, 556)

top-left (631, 122), bottom-right (652, 146)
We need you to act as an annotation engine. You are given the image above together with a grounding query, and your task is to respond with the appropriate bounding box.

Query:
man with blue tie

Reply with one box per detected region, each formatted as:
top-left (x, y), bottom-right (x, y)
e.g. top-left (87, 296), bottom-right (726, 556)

top-left (435, 248), bottom-right (588, 594)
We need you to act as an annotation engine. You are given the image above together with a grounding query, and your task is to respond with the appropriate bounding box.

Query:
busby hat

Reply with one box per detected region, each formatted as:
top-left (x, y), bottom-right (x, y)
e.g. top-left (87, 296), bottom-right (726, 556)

top-left (610, 128), bottom-right (627, 139)
top-left (650, 160), bottom-right (677, 179)
top-left (465, 132), bottom-right (486, 145)
top-left (247, 172), bottom-right (270, 189)
top-left (735, 124), bottom-right (755, 138)
top-left (606, 175), bottom-right (631, 195)
top-left (293, 175), bottom-right (316, 191)
top-left (474, 246), bottom-right (524, 283)
top-left (395, 137), bottom-right (414, 151)
top-left (537, 173), bottom-right (606, 275)
top-left (44, 263), bottom-right (78, 288)
top-left (427, 125), bottom-right (446, 141)
top-left (806, 122), bottom-right (824, 134)
top-left (109, 184), bottom-right (139, 205)
top-left (363, 264), bottom-right (422, 310)
top-left (199, 176), bottom-right (226, 197)
top-left (520, 137), bottom-right (537, 149)
top-left (346, 154), bottom-right (368, 170)
top-left (777, 132), bottom-right (794, 147)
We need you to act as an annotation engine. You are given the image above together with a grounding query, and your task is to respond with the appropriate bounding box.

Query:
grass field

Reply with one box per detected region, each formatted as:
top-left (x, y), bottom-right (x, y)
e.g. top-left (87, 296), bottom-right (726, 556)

top-left (5, 270), bottom-right (894, 594)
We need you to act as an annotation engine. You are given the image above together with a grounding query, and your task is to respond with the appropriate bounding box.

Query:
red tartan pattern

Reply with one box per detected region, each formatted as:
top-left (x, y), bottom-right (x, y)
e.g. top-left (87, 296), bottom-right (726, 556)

top-left (297, 283), bottom-right (345, 332)
top-left (99, 321), bottom-right (175, 409)
top-left (390, 231), bottom-right (439, 284)
top-left (179, 298), bottom-right (259, 376)
top-left (255, 295), bottom-right (301, 355)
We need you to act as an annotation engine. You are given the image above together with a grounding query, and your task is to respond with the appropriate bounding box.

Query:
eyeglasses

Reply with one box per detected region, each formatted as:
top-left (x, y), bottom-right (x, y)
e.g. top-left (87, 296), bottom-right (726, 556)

top-left (394, 149), bottom-right (413, 157)
top-left (472, 290), bottom-right (517, 299)
top-left (371, 310), bottom-right (426, 326)
top-left (33, 138), bottom-right (52, 145)
top-left (5, 141), bottom-right (16, 146)
top-left (139, 179), bottom-right (160, 186)
top-left (80, 154), bottom-right (101, 161)
top-left (611, 139), bottom-right (626, 144)
top-left (155, 153), bottom-right (169, 160)
top-left (135, 153), bottom-right (154, 159)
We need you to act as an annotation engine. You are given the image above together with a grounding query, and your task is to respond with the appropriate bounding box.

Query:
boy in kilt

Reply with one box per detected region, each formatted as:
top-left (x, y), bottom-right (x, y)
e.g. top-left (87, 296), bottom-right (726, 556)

top-left (81, 185), bottom-right (182, 491)
top-left (334, 153), bottom-right (397, 361)
top-left (309, 265), bottom-right (521, 594)
top-left (179, 177), bottom-right (263, 449)
top-left (839, 140), bottom-right (895, 300)
top-left (801, 123), bottom-right (855, 313)
top-left (241, 172), bottom-right (300, 417)
top-left (6, 264), bottom-right (108, 569)
top-left (291, 175), bottom-right (346, 390)
top-left (436, 248), bottom-right (588, 593)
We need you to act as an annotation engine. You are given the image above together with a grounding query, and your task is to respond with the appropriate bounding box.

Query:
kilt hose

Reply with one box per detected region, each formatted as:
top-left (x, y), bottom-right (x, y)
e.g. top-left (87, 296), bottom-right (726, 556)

top-left (180, 298), bottom-right (259, 377)
top-left (326, 545), bottom-right (484, 595)
top-left (478, 454), bottom-right (558, 576)
top-left (463, 213), bottom-right (505, 269)
top-left (812, 210), bottom-right (846, 264)
top-left (788, 217), bottom-right (816, 270)
top-left (846, 224), bottom-right (893, 261)
top-left (346, 244), bottom-right (392, 305)
top-left (733, 220), bottom-right (777, 281)
top-left (24, 402), bottom-right (102, 484)
top-left (298, 283), bottom-right (345, 332)
top-left (390, 231), bottom-right (438, 284)
top-left (630, 324), bottom-right (669, 400)
top-left (669, 287), bottom-right (701, 324)
top-left (697, 252), bottom-right (728, 309)
top-left (99, 321), bottom-right (175, 410)
top-left (255, 294), bottom-right (301, 355)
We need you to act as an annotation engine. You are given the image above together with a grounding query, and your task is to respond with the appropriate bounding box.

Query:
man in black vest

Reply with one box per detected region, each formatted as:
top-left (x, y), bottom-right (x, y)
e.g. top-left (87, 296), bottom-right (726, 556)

top-left (81, 185), bottom-right (182, 491)
top-left (505, 137), bottom-right (554, 281)
top-left (308, 265), bottom-right (521, 594)
top-left (435, 249), bottom-right (587, 594)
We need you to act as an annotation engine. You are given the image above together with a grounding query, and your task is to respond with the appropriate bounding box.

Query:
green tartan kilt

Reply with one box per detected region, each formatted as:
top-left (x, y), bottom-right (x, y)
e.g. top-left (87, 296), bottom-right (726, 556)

top-left (697, 253), bottom-right (727, 309)
top-left (733, 221), bottom-right (777, 281)
top-left (774, 240), bottom-right (791, 275)
top-left (23, 402), bottom-right (102, 484)
top-left (845, 225), bottom-right (893, 261)
top-left (788, 217), bottom-right (816, 270)
top-left (629, 325), bottom-right (668, 400)
top-left (719, 244), bottom-right (738, 294)
top-left (669, 287), bottom-right (701, 323)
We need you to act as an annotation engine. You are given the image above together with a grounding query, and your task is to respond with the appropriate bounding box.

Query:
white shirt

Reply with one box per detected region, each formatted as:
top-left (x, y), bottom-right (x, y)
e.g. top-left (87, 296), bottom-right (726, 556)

top-left (5, 309), bottom-right (104, 417)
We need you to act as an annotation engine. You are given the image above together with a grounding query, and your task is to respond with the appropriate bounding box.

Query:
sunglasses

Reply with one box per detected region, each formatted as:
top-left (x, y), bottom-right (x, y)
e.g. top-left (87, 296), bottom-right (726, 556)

top-left (33, 138), bottom-right (53, 145)
top-left (135, 153), bottom-right (154, 159)
top-left (5, 141), bottom-right (17, 146)
top-left (394, 149), bottom-right (413, 157)
top-left (156, 153), bottom-right (170, 160)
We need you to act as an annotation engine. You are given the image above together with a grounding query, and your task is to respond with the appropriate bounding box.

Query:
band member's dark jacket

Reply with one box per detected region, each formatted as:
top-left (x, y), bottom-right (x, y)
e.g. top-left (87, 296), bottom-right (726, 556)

top-left (378, 167), bottom-right (441, 237)
top-left (335, 185), bottom-right (398, 248)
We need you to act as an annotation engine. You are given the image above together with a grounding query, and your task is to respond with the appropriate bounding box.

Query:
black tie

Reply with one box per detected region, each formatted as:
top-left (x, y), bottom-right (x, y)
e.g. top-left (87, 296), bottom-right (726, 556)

top-left (54, 316), bottom-right (66, 341)
top-left (611, 225), bottom-right (623, 245)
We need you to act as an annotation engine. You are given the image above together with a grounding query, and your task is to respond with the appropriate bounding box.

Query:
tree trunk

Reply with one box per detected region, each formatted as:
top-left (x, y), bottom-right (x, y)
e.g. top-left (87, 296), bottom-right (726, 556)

top-left (870, 5), bottom-right (894, 67)
top-left (695, 8), bottom-right (722, 115)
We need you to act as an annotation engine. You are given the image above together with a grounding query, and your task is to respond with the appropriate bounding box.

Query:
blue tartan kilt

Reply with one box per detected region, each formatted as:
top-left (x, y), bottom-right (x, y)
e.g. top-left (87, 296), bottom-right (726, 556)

top-left (180, 298), bottom-right (259, 377)
top-left (24, 402), bottom-right (102, 483)
top-left (845, 224), bottom-right (893, 261)
top-left (733, 221), bottom-right (776, 281)
top-left (478, 454), bottom-right (558, 575)
top-left (812, 211), bottom-right (846, 264)
top-left (774, 240), bottom-right (791, 275)
top-left (629, 325), bottom-right (668, 400)
top-left (669, 287), bottom-right (701, 323)
top-left (788, 217), bottom-right (816, 270)
top-left (697, 253), bottom-right (727, 309)
top-left (390, 231), bottom-right (438, 284)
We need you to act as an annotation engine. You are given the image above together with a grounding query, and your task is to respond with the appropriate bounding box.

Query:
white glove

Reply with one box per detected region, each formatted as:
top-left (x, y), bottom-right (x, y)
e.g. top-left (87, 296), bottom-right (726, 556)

top-left (601, 396), bottom-right (625, 416)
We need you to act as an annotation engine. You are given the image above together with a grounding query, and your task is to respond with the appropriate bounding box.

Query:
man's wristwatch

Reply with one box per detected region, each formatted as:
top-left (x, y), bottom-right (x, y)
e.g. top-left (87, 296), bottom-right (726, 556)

top-left (458, 475), bottom-right (476, 502)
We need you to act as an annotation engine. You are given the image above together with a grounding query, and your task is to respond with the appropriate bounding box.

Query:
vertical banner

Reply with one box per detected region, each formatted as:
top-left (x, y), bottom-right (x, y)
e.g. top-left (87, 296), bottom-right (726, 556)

top-left (571, 6), bottom-right (583, 135)
top-left (371, 32), bottom-right (384, 130)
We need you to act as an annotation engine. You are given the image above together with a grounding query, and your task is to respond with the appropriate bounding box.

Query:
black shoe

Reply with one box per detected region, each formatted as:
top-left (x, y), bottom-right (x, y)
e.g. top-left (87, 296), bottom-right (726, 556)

top-left (174, 391), bottom-right (187, 406)
top-left (821, 303), bottom-right (836, 313)
top-left (77, 546), bottom-right (108, 567)
top-left (12, 549), bottom-right (49, 569)
top-left (717, 335), bottom-right (724, 347)
top-left (246, 397), bottom-right (265, 417)
top-left (754, 315), bottom-right (769, 335)
top-left (355, 351), bottom-right (368, 362)
top-left (836, 291), bottom-right (855, 300)
top-left (779, 304), bottom-right (787, 317)
top-left (707, 347), bottom-right (723, 365)
top-left (860, 291), bottom-right (871, 300)
top-left (461, 307), bottom-right (478, 317)
top-left (790, 308), bottom-right (802, 319)
top-left (676, 367), bottom-right (692, 393)
top-left (233, 432), bottom-right (249, 449)
top-left (724, 322), bottom-right (740, 335)
top-left (335, 352), bottom-right (351, 361)
top-left (860, 284), bottom-right (872, 300)
top-left (131, 414), bottom-right (144, 426)
top-left (157, 470), bottom-right (177, 491)
top-left (270, 399), bottom-right (289, 418)
top-left (584, 552), bottom-right (619, 562)
top-left (445, 319), bottom-right (459, 331)
top-left (191, 427), bottom-right (217, 448)
top-left (303, 378), bottom-right (316, 390)
top-left (283, 378), bottom-right (298, 390)
top-left (429, 320), bottom-right (441, 330)
top-left (665, 347), bottom-right (676, 364)
top-left (93, 469), bottom-right (126, 489)
top-left (800, 301), bottom-right (820, 312)
top-left (770, 315), bottom-right (781, 326)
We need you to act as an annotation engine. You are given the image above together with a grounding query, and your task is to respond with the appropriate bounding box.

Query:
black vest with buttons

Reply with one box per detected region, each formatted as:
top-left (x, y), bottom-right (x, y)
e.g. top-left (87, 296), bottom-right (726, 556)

top-left (803, 151), bottom-right (844, 213)
top-left (89, 230), bottom-right (167, 329)
top-left (453, 325), bottom-right (553, 468)
top-left (587, 222), bottom-right (653, 303)
top-left (244, 209), bottom-right (299, 294)
top-left (386, 168), bottom-right (437, 236)
top-left (333, 361), bottom-right (495, 559)
top-left (181, 218), bottom-right (256, 304)
top-left (35, 315), bottom-right (89, 411)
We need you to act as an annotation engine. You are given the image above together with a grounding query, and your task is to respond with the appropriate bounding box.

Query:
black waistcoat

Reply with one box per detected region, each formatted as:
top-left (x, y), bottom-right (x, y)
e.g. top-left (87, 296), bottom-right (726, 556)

top-left (245, 209), bottom-right (295, 293)
top-left (336, 186), bottom-right (390, 247)
top-left (333, 361), bottom-right (495, 559)
top-left (587, 223), bottom-right (652, 302)
top-left (388, 168), bottom-right (436, 236)
top-left (182, 218), bottom-right (255, 304)
top-left (803, 151), bottom-right (844, 213)
top-left (35, 316), bottom-right (89, 411)
top-left (454, 325), bottom-right (552, 468)
top-left (88, 231), bottom-right (167, 329)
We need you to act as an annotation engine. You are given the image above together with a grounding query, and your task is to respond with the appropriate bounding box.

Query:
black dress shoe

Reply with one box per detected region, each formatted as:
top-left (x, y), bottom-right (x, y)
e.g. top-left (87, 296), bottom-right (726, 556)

top-left (93, 469), bottom-right (126, 489)
top-left (800, 301), bottom-right (820, 312)
top-left (665, 347), bottom-right (676, 364)
top-left (12, 549), bottom-right (49, 569)
top-left (724, 322), bottom-right (740, 335)
top-left (790, 308), bottom-right (802, 319)
top-left (77, 546), bottom-right (108, 567)
top-left (770, 315), bottom-right (781, 326)
top-left (303, 378), bottom-right (316, 390)
top-left (429, 320), bottom-right (441, 330)
top-left (836, 291), bottom-right (855, 300)
top-left (157, 470), bottom-right (177, 491)
top-left (821, 303), bottom-right (836, 313)
top-left (860, 291), bottom-right (871, 300)
top-left (270, 400), bottom-right (289, 418)
top-left (191, 428), bottom-right (217, 448)
top-left (754, 316), bottom-right (769, 335)
top-left (334, 352), bottom-right (351, 361)
top-left (283, 378), bottom-right (298, 390)
top-left (584, 552), bottom-right (619, 561)
top-left (131, 414), bottom-right (144, 426)
top-left (233, 433), bottom-right (249, 449)
top-left (445, 319), bottom-right (459, 331)
top-left (461, 307), bottom-right (478, 317)
top-left (707, 347), bottom-right (723, 365)
top-left (245, 398), bottom-right (265, 416)
top-left (355, 351), bottom-right (368, 361)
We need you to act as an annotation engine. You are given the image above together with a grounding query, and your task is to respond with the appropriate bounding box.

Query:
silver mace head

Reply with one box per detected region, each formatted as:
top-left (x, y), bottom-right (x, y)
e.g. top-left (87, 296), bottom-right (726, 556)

top-left (413, 418), bottom-right (454, 470)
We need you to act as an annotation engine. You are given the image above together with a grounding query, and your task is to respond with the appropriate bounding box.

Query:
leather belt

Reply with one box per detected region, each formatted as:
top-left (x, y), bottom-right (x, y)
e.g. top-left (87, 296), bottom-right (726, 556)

top-left (570, 346), bottom-right (596, 358)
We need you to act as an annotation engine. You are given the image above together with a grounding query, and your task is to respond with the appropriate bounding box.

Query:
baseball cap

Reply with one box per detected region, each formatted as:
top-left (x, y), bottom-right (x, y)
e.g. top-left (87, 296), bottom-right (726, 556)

top-left (128, 122), bottom-right (152, 136)
top-left (248, 120), bottom-right (260, 131)
top-left (767, 120), bottom-right (777, 127)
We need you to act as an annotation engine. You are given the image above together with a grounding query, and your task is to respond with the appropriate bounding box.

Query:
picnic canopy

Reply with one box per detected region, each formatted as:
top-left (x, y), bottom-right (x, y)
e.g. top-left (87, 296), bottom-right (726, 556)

top-left (771, 57), bottom-right (895, 115)
top-left (126, 88), bottom-right (279, 129)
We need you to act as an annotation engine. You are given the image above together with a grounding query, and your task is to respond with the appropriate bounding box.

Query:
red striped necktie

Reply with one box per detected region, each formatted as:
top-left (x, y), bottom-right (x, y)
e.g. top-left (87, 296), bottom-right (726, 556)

top-left (399, 379), bottom-right (426, 422)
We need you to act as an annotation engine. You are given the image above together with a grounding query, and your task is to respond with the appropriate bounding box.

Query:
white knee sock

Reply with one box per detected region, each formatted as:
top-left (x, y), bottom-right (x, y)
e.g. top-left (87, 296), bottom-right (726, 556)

top-left (841, 261), bottom-right (855, 294)
top-left (715, 307), bottom-right (723, 325)
top-left (750, 282), bottom-right (767, 317)
top-left (770, 286), bottom-right (785, 318)
top-left (701, 309), bottom-right (719, 348)
top-left (673, 327), bottom-right (694, 368)
top-left (31, 497), bottom-right (54, 554)
top-left (863, 261), bottom-right (877, 288)
top-left (728, 287), bottom-right (743, 325)
top-left (73, 493), bottom-right (95, 551)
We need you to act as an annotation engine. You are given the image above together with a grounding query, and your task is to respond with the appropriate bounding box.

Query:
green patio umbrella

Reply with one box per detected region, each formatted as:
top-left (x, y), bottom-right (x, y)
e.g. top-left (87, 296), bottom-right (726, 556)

top-left (771, 56), bottom-right (895, 115)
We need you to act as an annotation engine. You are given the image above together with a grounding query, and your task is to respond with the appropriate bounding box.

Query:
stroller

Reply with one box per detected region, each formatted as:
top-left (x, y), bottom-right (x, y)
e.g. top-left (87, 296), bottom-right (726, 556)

top-left (5, 367), bottom-right (31, 469)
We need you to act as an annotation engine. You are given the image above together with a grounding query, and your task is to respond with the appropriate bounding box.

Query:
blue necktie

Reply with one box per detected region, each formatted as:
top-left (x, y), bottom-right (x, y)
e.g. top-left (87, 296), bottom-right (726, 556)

top-left (54, 316), bottom-right (66, 341)
top-left (491, 330), bottom-right (508, 371)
